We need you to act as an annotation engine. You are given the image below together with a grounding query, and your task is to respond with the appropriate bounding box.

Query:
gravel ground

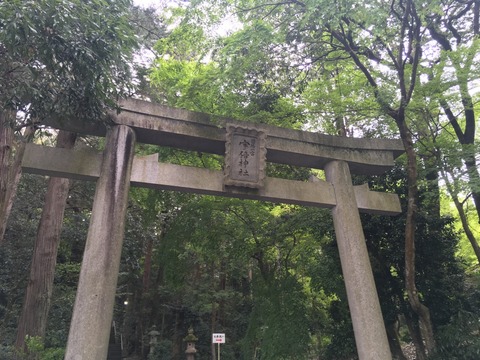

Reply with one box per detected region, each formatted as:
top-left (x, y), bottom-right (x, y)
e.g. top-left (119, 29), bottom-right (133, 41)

top-left (401, 342), bottom-right (417, 359)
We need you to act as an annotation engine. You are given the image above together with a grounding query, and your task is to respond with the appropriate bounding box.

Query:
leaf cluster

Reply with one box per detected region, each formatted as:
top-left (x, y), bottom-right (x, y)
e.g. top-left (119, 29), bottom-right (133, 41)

top-left (0, 0), bottom-right (138, 123)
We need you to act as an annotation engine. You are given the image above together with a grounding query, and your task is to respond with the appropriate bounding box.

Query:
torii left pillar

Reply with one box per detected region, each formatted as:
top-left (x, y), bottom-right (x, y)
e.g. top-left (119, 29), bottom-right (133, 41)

top-left (65, 125), bottom-right (135, 360)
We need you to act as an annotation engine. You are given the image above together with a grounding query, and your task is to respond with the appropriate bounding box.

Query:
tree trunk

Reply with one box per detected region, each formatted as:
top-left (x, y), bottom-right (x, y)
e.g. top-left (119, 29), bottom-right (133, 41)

top-left (211, 308), bottom-right (217, 360)
top-left (438, 97), bottom-right (480, 254)
top-left (0, 111), bottom-right (35, 244)
top-left (329, 0), bottom-right (437, 355)
top-left (441, 167), bottom-right (480, 264)
top-left (143, 237), bottom-right (154, 292)
top-left (172, 311), bottom-right (182, 359)
top-left (14, 130), bottom-right (77, 352)
top-left (454, 195), bottom-right (480, 263)
top-left (455, 69), bottom-right (479, 224)
top-left (423, 155), bottom-right (441, 219)
top-left (463, 149), bottom-right (480, 224)
top-left (435, 47), bottom-right (480, 224)
top-left (368, 249), bottom-right (408, 360)
top-left (397, 118), bottom-right (435, 358)
top-left (403, 313), bottom-right (426, 360)
top-left (0, 111), bottom-right (13, 244)
top-left (450, 92), bottom-right (480, 224)
top-left (386, 321), bottom-right (407, 360)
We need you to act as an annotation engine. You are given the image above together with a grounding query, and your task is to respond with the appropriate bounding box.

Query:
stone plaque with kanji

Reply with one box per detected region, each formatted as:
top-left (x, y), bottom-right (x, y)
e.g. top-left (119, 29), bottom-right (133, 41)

top-left (224, 125), bottom-right (266, 189)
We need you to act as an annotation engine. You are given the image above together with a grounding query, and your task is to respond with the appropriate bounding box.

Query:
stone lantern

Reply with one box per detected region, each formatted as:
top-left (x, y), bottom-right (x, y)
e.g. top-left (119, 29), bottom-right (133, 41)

top-left (148, 325), bottom-right (160, 357)
top-left (184, 327), bottom-right (198, 360)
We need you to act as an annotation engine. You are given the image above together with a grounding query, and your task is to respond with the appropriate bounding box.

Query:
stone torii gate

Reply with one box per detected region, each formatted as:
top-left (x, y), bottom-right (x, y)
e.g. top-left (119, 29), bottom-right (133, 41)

top-left (22, 98), bottom-right (404, 360)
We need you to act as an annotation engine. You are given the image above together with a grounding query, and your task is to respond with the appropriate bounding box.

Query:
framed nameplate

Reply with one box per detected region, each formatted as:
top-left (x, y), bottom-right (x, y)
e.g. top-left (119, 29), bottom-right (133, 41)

top-left (224, 125), bottom-right (267, 189)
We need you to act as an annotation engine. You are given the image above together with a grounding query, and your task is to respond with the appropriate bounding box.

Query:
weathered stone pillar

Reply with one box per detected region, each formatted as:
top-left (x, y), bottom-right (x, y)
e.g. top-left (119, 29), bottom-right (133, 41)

top-left (65, 125), bottom-right (136, 360)
top-left (324, 160), bottom-right (391, 360)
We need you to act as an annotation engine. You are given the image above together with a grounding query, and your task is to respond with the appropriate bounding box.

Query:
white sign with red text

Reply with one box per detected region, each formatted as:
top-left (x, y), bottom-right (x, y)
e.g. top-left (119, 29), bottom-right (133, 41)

top-left (212, 333), bottom-right (225, 344)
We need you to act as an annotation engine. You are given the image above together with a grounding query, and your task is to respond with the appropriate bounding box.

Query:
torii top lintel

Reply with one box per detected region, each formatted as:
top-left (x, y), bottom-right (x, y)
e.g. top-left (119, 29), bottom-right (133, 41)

top-left (50, 98), bottom-right (405, 175)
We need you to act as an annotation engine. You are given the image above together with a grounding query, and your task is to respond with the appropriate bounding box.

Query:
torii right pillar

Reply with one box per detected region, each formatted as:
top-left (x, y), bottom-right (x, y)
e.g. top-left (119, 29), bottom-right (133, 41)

top-left (325, 160), bottom-right (392, 360)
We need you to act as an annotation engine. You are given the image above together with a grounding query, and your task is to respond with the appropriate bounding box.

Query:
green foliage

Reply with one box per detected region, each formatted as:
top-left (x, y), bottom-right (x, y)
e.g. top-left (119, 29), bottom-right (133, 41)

top-left (0, 0), bottom-right (138, 122)
top-left (243, 276), bottom-right (310, 360)
top-left (305, 230), bottom-right (357, 359)
top-left (429, 310), bottom-right (480, 360)
top-left (0, 174), bottom-right (45, 344)
top-left (150, 14), bottom-right (307, 128)
top-left (0, 345), bottom-right (15, 360)
top-left (11, 335), bottom-right (65, 360)
top-left (429, 271), bottom-right (480, 359)
top-left (148, 339), bottom-right (173, 360)
top-left (302, 61), bottom-right (396, 137)
top-left (0, 173), bottom-right (92, 353)
top-left (359, 165), bottom-right (474, 355)
top-left (150, 194), bottom-right (346, 359)
top-left (150, 57), bottom-right (224, 113)
top-left (25, 335), bottom-right (44, 356)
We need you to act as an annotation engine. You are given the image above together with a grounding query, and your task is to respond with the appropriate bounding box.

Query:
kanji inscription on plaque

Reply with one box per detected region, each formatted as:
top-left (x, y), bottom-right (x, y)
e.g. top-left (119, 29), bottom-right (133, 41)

top-left (224, 125), bottom-right (266, 189)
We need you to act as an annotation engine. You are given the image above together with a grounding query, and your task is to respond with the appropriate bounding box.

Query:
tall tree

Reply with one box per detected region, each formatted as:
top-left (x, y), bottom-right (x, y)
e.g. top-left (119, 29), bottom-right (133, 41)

top-left (15, 130), bottom-right (76, 353)
top-left (420, 0), bottom-right (480, 264)
top-left (359, 165), bottom-right (468, 359)
top-left (216, 0), bottom-right (433, 356)
top-left (425, 0), bottom-right (480, 224)
top-left (0, 0), bottom-right (138, 244)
